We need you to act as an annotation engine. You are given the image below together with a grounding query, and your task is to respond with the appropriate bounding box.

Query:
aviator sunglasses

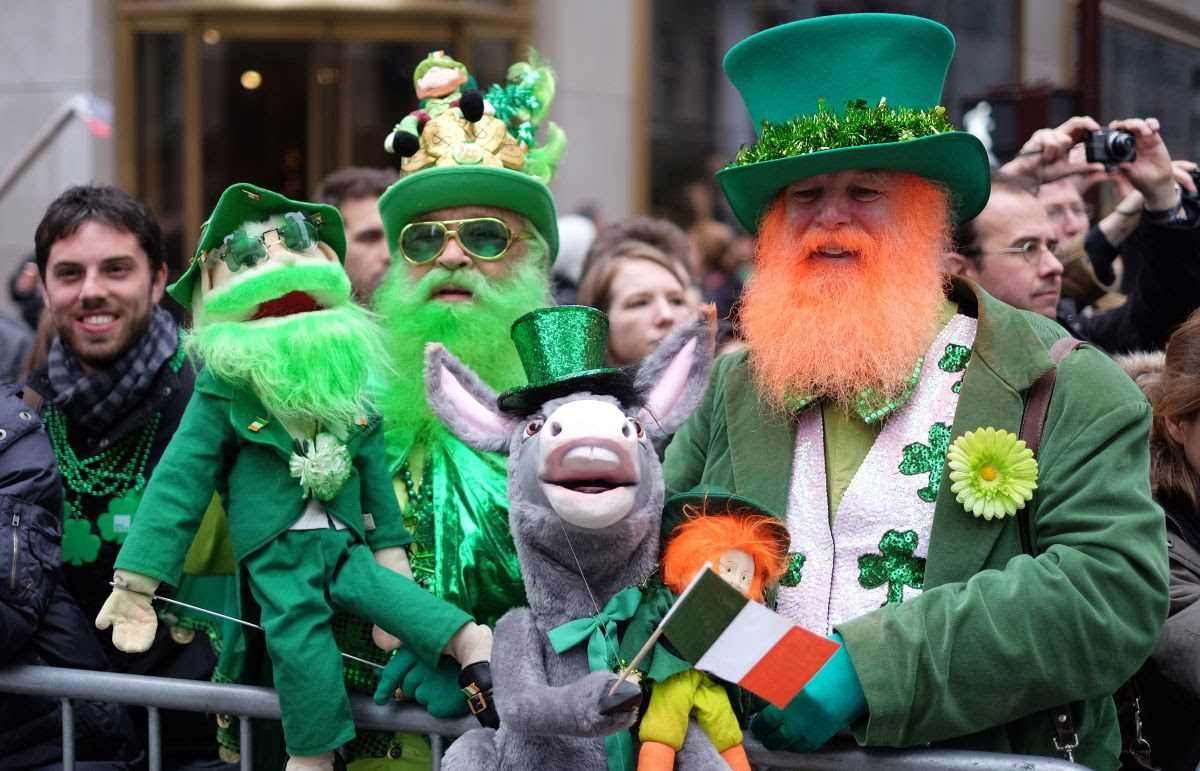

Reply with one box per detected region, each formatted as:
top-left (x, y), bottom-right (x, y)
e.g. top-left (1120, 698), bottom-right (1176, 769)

top-left (399, 217), bottom-right (532, 265)
top-left (211, 211), bottom-right (324, 273)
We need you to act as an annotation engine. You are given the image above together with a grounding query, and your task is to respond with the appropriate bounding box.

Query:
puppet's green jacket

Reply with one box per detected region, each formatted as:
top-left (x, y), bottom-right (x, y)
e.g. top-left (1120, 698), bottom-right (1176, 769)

top-left (662, 279), bottom-right (1169, 770)
top-left (115, 369), bottom-right (411, 589)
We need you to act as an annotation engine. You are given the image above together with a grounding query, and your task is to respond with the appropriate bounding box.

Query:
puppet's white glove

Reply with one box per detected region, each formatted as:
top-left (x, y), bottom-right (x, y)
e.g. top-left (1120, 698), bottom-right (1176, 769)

top-left (371, 547), bottom-right (413, 650)
top-left (443, 621), bottom-right (493, 666)
top-left (95, 570), bottom-right (161, 653)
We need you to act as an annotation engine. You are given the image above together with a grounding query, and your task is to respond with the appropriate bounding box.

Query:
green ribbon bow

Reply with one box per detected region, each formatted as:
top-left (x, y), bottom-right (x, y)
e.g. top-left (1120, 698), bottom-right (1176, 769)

top-left (547, 584), bottom-right (643, 771)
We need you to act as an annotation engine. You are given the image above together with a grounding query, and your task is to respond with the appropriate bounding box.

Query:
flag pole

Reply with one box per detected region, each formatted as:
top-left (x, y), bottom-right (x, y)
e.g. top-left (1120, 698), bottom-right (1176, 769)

top-left (608, 624), bottom-right (664, 696)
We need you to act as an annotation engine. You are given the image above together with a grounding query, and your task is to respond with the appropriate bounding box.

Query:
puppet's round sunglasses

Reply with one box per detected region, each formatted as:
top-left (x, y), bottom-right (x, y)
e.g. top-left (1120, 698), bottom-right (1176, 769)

top-left (399, 217), bottom-right (532, 265)
top-left (212, 211), bottom-right (324, 273)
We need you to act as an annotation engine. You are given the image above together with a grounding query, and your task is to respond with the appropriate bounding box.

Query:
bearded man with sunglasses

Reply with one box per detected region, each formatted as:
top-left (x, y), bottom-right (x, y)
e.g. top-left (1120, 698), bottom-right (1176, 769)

top-left (95, 183), bottom-right (495, 771)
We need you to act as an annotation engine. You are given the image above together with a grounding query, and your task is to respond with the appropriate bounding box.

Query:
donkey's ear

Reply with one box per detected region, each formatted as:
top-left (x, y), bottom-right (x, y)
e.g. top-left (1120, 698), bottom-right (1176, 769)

top-left (634, 306), bottom-right (717, 440)
top-left (424, 343), bottom-right (519, 453)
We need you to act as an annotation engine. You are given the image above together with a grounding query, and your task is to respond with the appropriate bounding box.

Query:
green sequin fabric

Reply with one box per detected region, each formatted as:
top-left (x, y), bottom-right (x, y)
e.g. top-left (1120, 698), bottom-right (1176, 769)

top-left (778, 552), bottom-right (806, 588)
top-left (938, 343), bottom-right (971, 394)
top-left (729, 98), bottom-right (954, 167)
top-left (899, 421), bottom-right (953, 502)
top-left (785, 357), bottom-right (924, 424)
top-left (858, 529), bottom-right (925, 605)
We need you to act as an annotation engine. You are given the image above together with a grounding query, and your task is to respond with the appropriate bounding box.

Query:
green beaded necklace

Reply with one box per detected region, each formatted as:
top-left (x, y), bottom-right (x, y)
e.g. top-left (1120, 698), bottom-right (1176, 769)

top-left (400, 463), bottom-right (437, 589)
top-left (47, 332), bottom-right (186, 514)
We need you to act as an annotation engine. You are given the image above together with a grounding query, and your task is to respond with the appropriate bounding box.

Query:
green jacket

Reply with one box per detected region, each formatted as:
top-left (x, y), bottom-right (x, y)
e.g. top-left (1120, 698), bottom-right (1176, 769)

top-left (662, 279), bottom-right (1169, 769)
top-left (116, 369), bottom-right (410, 588)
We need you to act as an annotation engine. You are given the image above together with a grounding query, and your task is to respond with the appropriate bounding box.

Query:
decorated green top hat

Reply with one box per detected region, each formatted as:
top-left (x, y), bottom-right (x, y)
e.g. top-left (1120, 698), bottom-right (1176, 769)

top-left (716, 13), bottom-right (990, 232)
top-left (662, 485), bottom-right (789, 551)
top-left (168, 182), bottom-right (346, 311)
top-left (378, 49), bottom-right (563, 264)
top-left (496, 305), bottom-right (638, 416)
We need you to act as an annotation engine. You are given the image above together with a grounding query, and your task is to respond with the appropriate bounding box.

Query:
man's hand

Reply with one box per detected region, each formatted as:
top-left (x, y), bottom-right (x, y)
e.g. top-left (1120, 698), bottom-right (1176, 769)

top-left (95, 570), bottom-right (161, 653)
top-left (372, 647), bottom-right (469, 718)
top-left (1109, 117), bottom-right (1178, 210)
top-left (750, 633), bottom-right (867, 753)
top-left (371, 547), bottom-right (412, 650)
top-left (1000, 116), bottom-right (1106, 184)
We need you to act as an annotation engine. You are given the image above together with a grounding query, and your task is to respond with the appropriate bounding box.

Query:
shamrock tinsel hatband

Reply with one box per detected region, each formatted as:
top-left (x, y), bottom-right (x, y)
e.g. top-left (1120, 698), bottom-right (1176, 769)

top-left (716, 13), bottom-right (990, 232)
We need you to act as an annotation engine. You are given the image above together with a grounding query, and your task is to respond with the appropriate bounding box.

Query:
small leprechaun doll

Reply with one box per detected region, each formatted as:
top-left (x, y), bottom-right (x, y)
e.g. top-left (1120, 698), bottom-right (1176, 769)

top-left (94, 183), bottom-right (494, 771)
top-left (630, 486), bottom-right (790, 771)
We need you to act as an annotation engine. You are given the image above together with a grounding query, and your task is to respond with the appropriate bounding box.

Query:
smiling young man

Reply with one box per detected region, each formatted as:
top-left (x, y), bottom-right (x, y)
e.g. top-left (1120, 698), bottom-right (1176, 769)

top-left (23, 184), bottom-right (233, 768)
top-left (663, 14), bottom-right (1167, 769)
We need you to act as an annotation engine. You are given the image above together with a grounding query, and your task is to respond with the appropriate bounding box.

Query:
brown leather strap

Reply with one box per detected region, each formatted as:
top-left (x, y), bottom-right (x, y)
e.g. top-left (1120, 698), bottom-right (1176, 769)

top-left (18, 386), bottom-right (44, 413)
top-left (1017, 335), bottom-right (1083, 761)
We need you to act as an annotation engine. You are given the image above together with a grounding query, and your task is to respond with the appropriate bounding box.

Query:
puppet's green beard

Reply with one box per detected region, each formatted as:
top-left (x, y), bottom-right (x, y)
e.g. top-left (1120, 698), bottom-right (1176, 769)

top-left (372, 255), bottom-right (551, 461)
top-left (189, 302), bottom-right (387, 428)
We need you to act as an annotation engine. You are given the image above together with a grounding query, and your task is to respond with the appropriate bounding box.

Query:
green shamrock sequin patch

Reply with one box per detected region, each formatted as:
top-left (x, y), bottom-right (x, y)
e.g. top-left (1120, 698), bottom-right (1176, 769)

top-left (938, 344), bottom-right (971, 394)
top-left (899, 422), bottom-right (952, 502)
top-left (98, 489), bottom-right (142, 545)
top-left (61, 516), bottom-right (101, 566)
top-left (858, 529), bottom-right (925, 605)
top-left (778, 552), bottom-right (806, 587)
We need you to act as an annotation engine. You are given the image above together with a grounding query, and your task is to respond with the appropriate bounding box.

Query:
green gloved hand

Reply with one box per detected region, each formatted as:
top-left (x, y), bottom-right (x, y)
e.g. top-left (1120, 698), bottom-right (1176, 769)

top-left (373, 647), bottom-right (469, 718)
top-left (750, 632), bottom-right (866, 753)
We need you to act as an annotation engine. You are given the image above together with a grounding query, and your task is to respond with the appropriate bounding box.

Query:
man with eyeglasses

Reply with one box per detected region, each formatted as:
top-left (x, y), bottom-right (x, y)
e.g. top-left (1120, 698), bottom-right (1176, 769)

top-left (973, 115), bottom-right (1200, 354)
top-left (946, 165), bottom-right (1200, 353)
top-left (96, 182), bottom-right (494, 771)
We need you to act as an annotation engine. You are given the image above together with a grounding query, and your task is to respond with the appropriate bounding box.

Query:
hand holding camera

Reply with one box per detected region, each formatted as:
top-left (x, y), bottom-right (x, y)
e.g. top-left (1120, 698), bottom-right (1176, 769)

top-left (1000, 115), bottom-right (1106, 184)
top-left (1102, 117), bottom-right (1178, 211)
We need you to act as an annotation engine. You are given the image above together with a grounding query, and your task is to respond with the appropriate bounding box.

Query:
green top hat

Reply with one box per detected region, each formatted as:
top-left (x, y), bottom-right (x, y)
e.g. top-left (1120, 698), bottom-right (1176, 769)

top-left (168, 183), bottom-right (346, 311)
top-left (662, 485), bottom-right (790, 551)
top-left (717, 13), bottom-right (990, 232)
top-left (496, 305), bottom-right (636, 416)
top-left (379, 166), bottom-right (559, 264)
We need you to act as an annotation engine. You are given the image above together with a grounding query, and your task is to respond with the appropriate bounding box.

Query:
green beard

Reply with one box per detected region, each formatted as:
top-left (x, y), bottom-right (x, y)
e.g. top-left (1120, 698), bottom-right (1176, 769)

top-left (189, 300), bottom-right (387, 429)
top-left (372, 256), bottom-right (550, 461)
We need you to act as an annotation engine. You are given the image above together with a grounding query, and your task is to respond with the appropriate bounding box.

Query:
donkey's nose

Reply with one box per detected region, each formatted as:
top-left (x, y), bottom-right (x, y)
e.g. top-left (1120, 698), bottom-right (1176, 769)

top-left (562, 445), bottom-right (621, 471)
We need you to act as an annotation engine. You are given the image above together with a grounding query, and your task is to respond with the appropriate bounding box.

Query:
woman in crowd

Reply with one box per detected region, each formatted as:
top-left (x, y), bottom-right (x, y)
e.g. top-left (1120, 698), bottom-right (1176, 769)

top-left (1118, 316), bottom-right (1200, 771)
top-left (576, 217), bottom-right (697, 366)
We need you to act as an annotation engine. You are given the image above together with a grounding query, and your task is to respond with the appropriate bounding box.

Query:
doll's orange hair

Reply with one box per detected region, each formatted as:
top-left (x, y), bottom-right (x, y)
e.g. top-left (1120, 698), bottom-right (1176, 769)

top-left (660, 503), bottom-right (789, 601)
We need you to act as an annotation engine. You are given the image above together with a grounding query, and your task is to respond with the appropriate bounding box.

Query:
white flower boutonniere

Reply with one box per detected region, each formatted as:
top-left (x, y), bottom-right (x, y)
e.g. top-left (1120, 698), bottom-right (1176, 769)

top-left (289, 432), bottom-right (352, 501)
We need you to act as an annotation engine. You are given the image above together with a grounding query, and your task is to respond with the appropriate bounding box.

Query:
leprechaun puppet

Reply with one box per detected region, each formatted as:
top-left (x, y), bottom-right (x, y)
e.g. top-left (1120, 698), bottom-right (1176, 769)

top-left (95, 183), bottom-right (493, 771)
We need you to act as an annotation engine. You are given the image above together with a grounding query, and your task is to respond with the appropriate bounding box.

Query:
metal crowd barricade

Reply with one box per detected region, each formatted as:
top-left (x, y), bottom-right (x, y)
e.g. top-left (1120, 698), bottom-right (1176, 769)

top-left (0, 665), bottom-right (1077, 770)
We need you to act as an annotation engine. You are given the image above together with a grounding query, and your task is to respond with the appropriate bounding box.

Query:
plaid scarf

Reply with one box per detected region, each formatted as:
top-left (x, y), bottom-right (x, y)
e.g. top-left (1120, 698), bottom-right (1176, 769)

top-left (46, 306), bottom-right (179, 435)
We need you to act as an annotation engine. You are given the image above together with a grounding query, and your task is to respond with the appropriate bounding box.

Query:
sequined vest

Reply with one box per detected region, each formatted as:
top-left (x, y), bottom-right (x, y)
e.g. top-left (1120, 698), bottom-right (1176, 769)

top-left (777, 314), bottom-right (977, 635)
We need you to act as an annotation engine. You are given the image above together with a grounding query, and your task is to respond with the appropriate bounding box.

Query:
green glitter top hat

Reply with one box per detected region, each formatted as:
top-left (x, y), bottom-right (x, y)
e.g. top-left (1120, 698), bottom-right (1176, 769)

top-left (662, 484), bottom-right (788, 545)
top-left (716, 13), bottom-right (990, 232)
top-left (169, 183), bottom-right (346, 311)
top-left (497, 306), bottom-right (637, 416)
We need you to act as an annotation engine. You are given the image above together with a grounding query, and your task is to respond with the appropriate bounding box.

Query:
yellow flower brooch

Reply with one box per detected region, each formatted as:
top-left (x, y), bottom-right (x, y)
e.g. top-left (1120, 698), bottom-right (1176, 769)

top-left (946, 428), bottom-right (1038, 520)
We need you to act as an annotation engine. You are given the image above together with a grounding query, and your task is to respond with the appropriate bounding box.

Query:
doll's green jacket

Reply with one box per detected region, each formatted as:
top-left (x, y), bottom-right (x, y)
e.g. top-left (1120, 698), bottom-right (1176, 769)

top-left (115, 369), bottom-right (412, 589)
top-left (662, 279), bottom-right (1169, 770)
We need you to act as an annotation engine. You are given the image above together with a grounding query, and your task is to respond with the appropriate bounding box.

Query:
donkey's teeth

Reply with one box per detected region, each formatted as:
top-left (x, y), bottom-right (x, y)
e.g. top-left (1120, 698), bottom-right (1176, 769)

top-left (561, 445), bottom-right (621, 470)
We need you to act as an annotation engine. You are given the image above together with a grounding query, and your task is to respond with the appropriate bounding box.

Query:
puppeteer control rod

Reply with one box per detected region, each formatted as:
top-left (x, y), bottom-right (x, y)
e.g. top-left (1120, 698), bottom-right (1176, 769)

top-left (108, 582), bottom-right (385, 670)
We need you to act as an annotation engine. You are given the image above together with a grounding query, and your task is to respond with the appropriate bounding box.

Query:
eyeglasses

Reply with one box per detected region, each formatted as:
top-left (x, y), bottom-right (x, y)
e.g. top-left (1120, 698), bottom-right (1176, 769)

top-left (1044, 204), bottom-right (1093, 223)
top-left (211, 211), bottom-right (323, 273)
top-left (398, 217), bottom-right (532, 265)
top-left (974, 239), bottom-right (1063, 264)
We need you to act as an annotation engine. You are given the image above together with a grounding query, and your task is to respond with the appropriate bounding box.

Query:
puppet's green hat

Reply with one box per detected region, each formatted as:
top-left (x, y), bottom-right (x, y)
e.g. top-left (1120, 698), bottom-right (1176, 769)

top-left (497, 305), bottom-right (635, 415)
top-left (717, 13), bottom-right (990, 232)
top-left (379, 166), bottom-right (559, 263)
top-left (661, 485), bottom-right (789, 544)
top-left (168, 183), bottom-right (346, 311)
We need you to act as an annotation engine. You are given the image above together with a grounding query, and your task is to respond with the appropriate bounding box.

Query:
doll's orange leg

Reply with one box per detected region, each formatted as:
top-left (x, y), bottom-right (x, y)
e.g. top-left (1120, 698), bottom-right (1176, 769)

top-left (638, 739), bottom-right (677, 770)
top-left (720, 743), bottom-right (751, 771)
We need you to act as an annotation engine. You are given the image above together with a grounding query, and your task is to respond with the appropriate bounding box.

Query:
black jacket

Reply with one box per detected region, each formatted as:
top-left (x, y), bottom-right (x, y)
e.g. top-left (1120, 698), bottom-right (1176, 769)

top-left (0, 385), bottom-right (142, 769)
top-left (1058, 199), bottom-right (1200, 354)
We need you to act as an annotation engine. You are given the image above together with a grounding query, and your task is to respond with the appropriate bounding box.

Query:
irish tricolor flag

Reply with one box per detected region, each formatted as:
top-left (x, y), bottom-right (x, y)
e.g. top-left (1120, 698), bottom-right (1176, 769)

top-left (659, 566), bottom-right (841, 709)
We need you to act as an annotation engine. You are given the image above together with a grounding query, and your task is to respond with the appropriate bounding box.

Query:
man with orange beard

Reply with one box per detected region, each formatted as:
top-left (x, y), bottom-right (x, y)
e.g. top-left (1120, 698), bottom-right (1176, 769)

top-left (663, 14), bottom-right (1167, 769)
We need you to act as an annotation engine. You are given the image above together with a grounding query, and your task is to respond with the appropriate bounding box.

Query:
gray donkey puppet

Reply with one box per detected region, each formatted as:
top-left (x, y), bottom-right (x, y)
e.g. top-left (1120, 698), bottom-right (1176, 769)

top-left (424, 305), bottom-right (719, 769)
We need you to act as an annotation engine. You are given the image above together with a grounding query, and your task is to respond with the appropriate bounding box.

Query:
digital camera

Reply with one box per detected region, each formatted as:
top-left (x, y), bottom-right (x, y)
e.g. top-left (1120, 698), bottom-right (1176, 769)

top-left (1084, 129), bottom-right (1137, 165)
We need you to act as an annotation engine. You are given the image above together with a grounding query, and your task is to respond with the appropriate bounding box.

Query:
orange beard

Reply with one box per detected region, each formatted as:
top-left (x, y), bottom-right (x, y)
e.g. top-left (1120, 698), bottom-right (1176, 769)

top-left (740, 174), bottom-right (951, 412)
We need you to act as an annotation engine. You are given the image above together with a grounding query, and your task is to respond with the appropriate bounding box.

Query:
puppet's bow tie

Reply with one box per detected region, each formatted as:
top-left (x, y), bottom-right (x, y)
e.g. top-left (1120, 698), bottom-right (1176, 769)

top-left (547, 585), bottom-right (643, 672)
